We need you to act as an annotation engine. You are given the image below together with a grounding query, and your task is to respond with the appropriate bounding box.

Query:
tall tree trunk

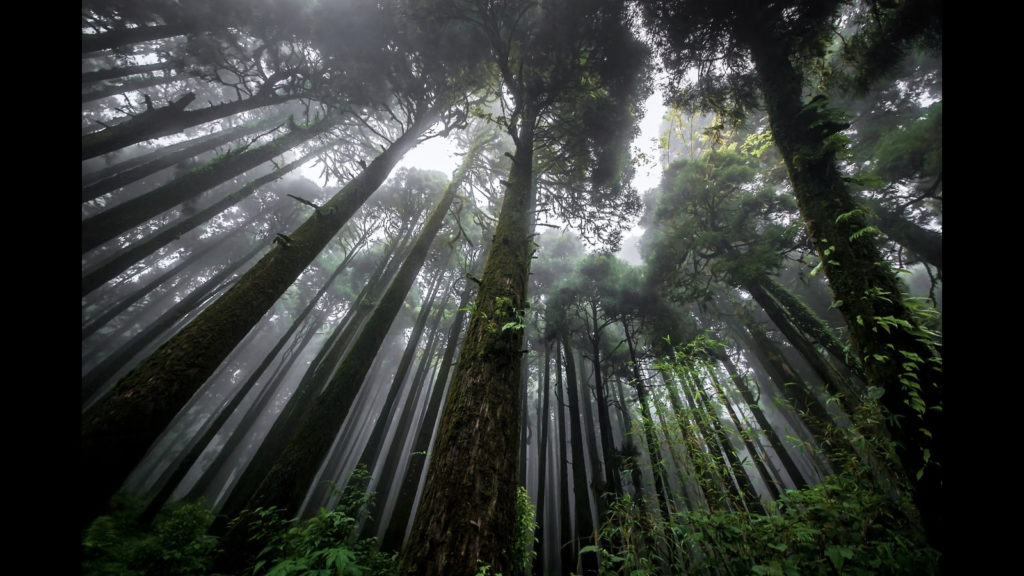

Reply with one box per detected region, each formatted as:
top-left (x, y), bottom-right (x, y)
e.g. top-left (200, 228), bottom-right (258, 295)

top-left (587, 306), bottom-right (621, 499)
top-left (364, 280), bottom-right (453, 539)
top-left (82, 73), bottom-right (178, 104)
top-left (747, 23), bottom-right (942, 547)
top-left (82, 114), bottom-right (284, 203)
top-left (531, 340), bottom-right (551, 576)
top-left (399, 106), bottom-right (536, 576)
top-left (380, 275), bottom-right (478, 553)
top-left (136, 232), bottom-right (368, 524)
top-left (82, 140), bottom-right (326, 295)
top-left (555, 342), bottom-right (574, 576)
top-left (561, 333), bottom-right (599, 576)
top-left (83, 60), bottom-right (184, 84)
top-left (83, 22), bottom-right (199, 55)
top-left (709, 345), bottom-right (808, 490)
top-left (195, 235), bottom-right (409, 511)
top-left (213, 131), bottom-right (473, 573)
top-left (82, 238), bottom-right (268, 405)
top-left (82, 91), bottom-right (292, 159)
top-left (82, 115), bottom-right (338, 252)
top-left (80, 106), bottom-right (438, 528)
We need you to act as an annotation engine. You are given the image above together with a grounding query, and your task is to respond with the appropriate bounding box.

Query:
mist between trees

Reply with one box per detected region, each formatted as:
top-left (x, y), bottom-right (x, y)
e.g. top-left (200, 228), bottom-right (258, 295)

top-left (81, 1), bottom-right (944, 575)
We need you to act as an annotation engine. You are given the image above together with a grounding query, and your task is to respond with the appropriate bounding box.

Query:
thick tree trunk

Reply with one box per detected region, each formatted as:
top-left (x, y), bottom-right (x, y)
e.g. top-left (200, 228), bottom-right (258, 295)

top-left (80, 107), bottom-right (437, 528)
top-left (749, 29), bottom-right (942, 547)
top-left (82, 116), bottom-right (338, 253)
top-left (399, 107), bottom-right (536, 576)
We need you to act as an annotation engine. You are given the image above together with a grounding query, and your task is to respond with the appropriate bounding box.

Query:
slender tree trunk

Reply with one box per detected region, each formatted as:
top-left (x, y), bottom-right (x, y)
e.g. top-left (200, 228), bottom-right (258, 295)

top-left (864, 196), bottom-right (942, 272)
top-left (365, 280), bottom-right (453, 539)
top-left (380, 275), bottom-right (478, 553)
top-left (80, 106), bottom-right (438, 528)
top-left (83, 60), bottom-right (184, 84)
top-left (555, 342), bottom-right (573, 576)
top-left (83, 22), bottom-right (199, 55)
top-left (82, 73), bottom-right (178, 104)
top-left (136, 232), bottom-right (367, 524)
top-left (623, 323), bottom-right (672, 521)
top-left (82, 91), bottom-right (293, 160)
top-left (82, 114), bottom-right (284, 203)
top-left (587, 307), bottom-right (622, 499)
top-left (709, 346), bottom-right (808, 490)
top-left (399, 106), bottom-right (536, 576)
top-left (214, 130), bottom-right (472, 573)
top-left (561, 333), bottom-right (599, 576)
top-left (83, 139), bottom-right (331, 296)
top-left (531, 340), bottom-right (551, 576)
top-left (82, 115), bottom-right (338, 252)
top-left (82, 238), bottom-right (268, 405)
top-left (703, 361), bottom-right (778, 501)
top-left (195, 235), bottom-right (407, 510)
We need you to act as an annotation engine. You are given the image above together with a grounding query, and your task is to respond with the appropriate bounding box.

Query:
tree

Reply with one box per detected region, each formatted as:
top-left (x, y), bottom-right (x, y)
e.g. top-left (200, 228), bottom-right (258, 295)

top-left (398, 1), bottom-right (650, 574)
top-left (640, 0), bottom-right (943, 550)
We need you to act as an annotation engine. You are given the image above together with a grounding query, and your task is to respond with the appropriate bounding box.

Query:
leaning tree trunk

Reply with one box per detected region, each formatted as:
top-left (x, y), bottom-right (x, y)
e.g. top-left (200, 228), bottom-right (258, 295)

top-left (746, 20), bottom-right (942, 548)
top-left (398, 105), bottom-right (537, 576)
top-left (83, 60), bottom-right (184, 85)
top-left (82, 113), bottom-right (284, 203)
top-left (80, 105), bottom-right (438, 528)
top-left (82, 115), bottom-right (338, 253)
top-left (82, 138), bottom-right (328, 296)
top-left (82, 91), bottom-right (293, 160)
top-left (212, 132), bottom-right (476, 574)
top-left (83, 22), bottom-right (200, 55)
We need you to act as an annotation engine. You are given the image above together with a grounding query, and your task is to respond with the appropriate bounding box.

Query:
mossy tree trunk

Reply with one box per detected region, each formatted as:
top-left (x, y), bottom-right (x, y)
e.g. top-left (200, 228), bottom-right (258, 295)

top-left (80, 106), bottom-right (438, 528)
top-left (398, 106), bottom-right (538, 576)
top-left (746, 24), bottom-right (942, 547)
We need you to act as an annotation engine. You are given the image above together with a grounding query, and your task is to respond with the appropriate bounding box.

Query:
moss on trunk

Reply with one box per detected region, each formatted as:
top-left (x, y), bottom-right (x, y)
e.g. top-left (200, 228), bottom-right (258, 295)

top-left (399, 109), bottom-right (537, 576)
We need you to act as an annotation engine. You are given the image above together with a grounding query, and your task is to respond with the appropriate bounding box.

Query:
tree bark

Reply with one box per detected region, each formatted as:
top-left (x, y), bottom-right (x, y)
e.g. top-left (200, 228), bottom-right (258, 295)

top-left (399, 105), bottom-right (536, 576)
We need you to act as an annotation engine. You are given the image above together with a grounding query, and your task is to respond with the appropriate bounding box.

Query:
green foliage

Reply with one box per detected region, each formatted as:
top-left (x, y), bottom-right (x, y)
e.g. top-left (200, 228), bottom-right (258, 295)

top-left (513, 485), bottom-right (538, 576)
top-left (81, 494), bottom-right (219, 576)
top-left (250, 465), bottom-right (396, 576)
top-left (582, 471), bottom-right (938, 576)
